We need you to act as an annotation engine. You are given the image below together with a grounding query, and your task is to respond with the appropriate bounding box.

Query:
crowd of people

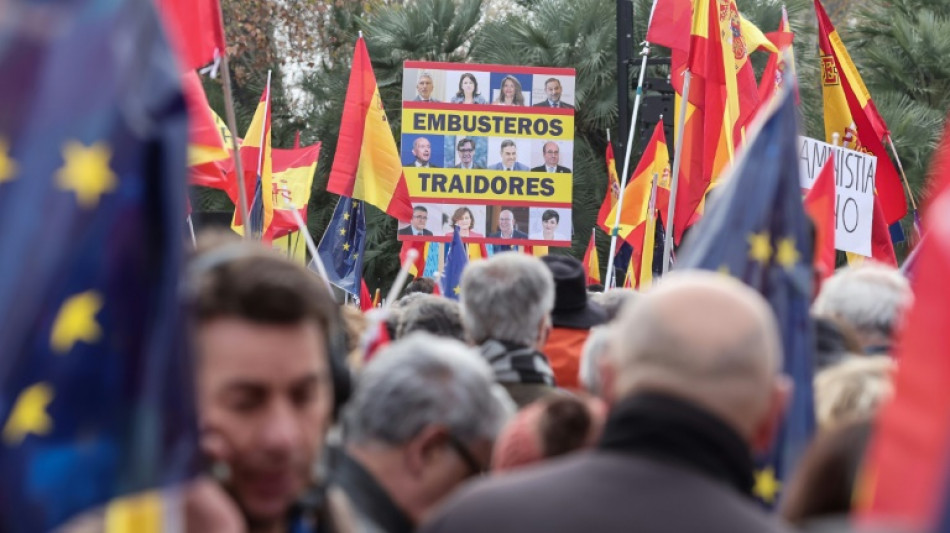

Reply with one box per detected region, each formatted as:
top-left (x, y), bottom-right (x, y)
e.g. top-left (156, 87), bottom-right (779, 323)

top-left (173, 233), bottom-right (912, 533)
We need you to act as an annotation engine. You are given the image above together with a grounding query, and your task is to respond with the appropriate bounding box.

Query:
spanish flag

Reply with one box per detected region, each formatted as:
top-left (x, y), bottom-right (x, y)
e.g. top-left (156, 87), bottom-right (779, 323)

top-left (758, 6), bottom-right (796, 105)
top-left (327, 36), bottom-right (414, 222)
top-left (815, 0), bottom-right (906, 224)
top-left (182, 70), bottom-right (230, 190)
top-left (803, 156), bottom-right (837, 282)
top-left (265, 143), bottom-right (322, 240)
top-left (596, 142), bottom-right (621, 230)
top-left (601, 120), bottom-right (670, 249)
top-left (583, 230), bottom-right (601, 286)
top-left (228, 86), bottom-right (273, 238)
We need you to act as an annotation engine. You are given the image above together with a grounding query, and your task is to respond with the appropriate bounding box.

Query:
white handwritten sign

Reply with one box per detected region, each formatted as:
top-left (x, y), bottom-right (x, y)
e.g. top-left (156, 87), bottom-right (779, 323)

top-left (797, 136), bottom-right (875, 257)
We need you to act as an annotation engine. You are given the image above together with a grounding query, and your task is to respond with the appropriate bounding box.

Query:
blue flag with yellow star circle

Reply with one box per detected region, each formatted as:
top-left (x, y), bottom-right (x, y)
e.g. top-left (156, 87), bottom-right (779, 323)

top-left (675, 85), bottom-right (815, 507)
top-left (316, 195), bottom-right (367, 295)
top-left (0, 0), bottom-right (198, 530)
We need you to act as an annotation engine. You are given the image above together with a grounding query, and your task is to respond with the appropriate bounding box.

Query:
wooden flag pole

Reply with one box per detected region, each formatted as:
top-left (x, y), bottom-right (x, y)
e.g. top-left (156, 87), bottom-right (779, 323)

top-left (215, 36), bottom-right (251, 239)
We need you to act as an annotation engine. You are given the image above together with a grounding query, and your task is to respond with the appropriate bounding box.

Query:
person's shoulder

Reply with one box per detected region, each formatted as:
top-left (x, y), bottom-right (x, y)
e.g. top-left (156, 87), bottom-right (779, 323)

top-left (397, 226), bottom-right (412, 235)
top-left (560, 102), bottom-right (575, 109)
top-left (487, 231), bottom-right (502, 238)
top-left (513, 230), bottom-right (529, 238)
top-left (557, 166), bottom-right (571, 173)
top-left (530, 165), bottom-right (545, 172)
top-left (422, 229), bottom-right (434, 236)
top-left (532, 101), bottom-right (548, 107)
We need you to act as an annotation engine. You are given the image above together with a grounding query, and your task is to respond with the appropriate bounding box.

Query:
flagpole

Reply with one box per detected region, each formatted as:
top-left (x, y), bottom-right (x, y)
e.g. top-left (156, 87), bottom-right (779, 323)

top-left (246, 70), bottom-right (272, 240)
top-left (385, 248), bottom-right (419, 308)
top-left (605, 40), bottom-right (652, 291)
top-left (216, 38), bottom-right (251, 239)
top-left (186, 214), bottom-right (198, 248)
top-left (284, 196), bottom-right (332, 292)
top-left (662, 69), bottom-right (692, 275)
top-left (884, 134), bottom-right (922, 239)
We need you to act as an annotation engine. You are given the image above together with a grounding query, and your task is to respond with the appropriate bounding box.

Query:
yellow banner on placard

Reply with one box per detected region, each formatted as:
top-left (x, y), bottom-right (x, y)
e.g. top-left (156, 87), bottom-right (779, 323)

top-left (402, 109), bottom-right (574, 141)
top-left (403, 167), bottom-right (572, 204)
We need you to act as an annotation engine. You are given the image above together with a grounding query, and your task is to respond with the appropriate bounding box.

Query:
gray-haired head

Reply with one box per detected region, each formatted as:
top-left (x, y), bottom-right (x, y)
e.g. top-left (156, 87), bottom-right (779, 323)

top-left (461, 253), bottom-right (554, 347)
top-left (812, 263), bottom-right (911, 353)
top-left (590, 288), bottom-right (638, 322)
top-left (396, 295), bottom-right (465, 342)
top-left (343, 333), bottom-right (507, 446)
top-left (579, 325), bottom-right (611, 396)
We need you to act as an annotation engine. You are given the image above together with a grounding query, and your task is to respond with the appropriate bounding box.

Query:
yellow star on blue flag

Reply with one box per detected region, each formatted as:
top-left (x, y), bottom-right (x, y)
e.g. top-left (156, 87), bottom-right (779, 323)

top-left (316, 197), bottom-right (366, 295)
top-left (442, 225), bottom-right (468, 301)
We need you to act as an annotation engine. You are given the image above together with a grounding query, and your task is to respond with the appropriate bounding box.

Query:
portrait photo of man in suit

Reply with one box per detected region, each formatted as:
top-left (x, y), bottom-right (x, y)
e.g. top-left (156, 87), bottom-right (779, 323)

top-left (532, 78), bottom-right (574, 109)
top-left (398, 206), bottom-right (435, 236)
top-left (412, 137), bottom-right (433, 167)
top-left (531, 141), bottom-right (571, 173)
top-left (454, 137), bottom-right (483, 169)
top-left (413, 72), bottom-right (440, 102)
top-left (488, 209), bottom-right (528, 239)
top-left (489, 139), bottom-right (529, 171)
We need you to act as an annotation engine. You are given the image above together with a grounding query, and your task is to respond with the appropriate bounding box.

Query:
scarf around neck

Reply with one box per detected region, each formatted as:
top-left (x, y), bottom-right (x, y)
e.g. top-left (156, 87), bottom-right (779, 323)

top-left (479, 339), bottom-right (556, 387)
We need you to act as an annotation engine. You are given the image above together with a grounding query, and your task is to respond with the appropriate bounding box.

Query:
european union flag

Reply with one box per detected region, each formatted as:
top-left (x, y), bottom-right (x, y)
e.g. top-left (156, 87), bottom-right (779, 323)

top-left (442, 225), bottom-right (469, 300)
top-left (0, 0), bottom-right (198, 530)
top-left (676, 88), bottom-right (815, 506)
top-left (317, 196), bottom-right (366, 295)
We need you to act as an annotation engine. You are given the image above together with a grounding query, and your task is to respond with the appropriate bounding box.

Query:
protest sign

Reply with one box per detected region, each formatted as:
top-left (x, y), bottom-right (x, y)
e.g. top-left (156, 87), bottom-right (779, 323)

top-left (400, 61), bottom-right (576, 246)
top-left (798, 135), bottom-right (875, 256)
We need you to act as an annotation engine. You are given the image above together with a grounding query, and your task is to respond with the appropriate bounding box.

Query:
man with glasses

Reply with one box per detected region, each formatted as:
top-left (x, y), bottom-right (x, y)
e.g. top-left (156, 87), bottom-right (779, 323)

top-left (329, 334), bottom-right (508, 533)
top-left (453, 138), bottom-right (482, 169)
top-left (399, 206), bottom-right (434, 236)
top-left (531, 141), bottom-right (571, 173)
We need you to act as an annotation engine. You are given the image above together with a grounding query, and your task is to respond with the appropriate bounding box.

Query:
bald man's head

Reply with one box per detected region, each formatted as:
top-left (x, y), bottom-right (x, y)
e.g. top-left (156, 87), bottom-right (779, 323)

top-left (604, 271), bottom-right (787, 447)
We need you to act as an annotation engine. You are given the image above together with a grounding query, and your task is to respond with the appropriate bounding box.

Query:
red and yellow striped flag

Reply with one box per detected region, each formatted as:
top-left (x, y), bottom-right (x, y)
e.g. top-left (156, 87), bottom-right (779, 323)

top-left (596, 142), bottom-right (621, 230)
top-left (182, 70), bottom-right (231, 190)
top-left (602, 121), bottom-right (671, 249)
top-left (229, 87), bottom-right (273, 237)
top-left (327, 36), bottom-right (414, 222)
top-left (815, 0), bottom-right (906, 224)
top-left (583, 230), bottom-right (601, 286)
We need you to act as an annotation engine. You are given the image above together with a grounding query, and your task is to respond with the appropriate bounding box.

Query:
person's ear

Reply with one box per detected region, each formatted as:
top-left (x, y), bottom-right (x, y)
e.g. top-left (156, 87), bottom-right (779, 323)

top-left (404, 425), bottom-right (449, 479)
top-left (751, 376), bottom-right (791, 454)
top-left (598, 355), bottom-right (619, 406)
top-left (535, 316), bottom-right (551, 350)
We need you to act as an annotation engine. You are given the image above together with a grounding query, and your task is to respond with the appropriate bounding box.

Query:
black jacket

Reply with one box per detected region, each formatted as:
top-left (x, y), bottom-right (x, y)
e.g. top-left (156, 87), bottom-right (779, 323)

top-left (421, 393), bottom-right (795, 533)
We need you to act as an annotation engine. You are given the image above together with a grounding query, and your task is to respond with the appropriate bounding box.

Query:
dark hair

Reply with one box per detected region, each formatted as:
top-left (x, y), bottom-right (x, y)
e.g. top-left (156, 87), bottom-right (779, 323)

top-left (538, 396), bottom-right (594, 458)
top-left (404, 277), bottom-right (436, 295)
top-left (455, 73), bottom-right (481, 100)
top-left (541, 209), bottom-right (559, 223)
top-left (457, 137), bottom-right (475, 151)
top-left (413, 205), bottom-right (428, 214)
top-left (452, 206), bottom-right (475, 227)
top-left (780, 419), bottom-right (873, 525)
top-left (191, 240), bottom-right (338, 334)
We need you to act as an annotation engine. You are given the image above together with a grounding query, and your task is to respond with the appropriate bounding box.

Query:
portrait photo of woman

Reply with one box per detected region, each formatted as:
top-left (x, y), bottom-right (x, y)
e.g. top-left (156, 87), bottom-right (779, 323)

top-left (450, 73), bottom-right (487, 104)
top-left (494, 75), bottom-right (526, 106)
top-left (451, 206), bottom-right (483, 237)
top-left (529, 208), bottom-right (570, 241)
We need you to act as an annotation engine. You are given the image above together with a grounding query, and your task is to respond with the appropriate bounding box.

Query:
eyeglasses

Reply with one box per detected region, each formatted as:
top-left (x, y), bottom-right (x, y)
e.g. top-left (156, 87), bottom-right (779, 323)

top-left (446, 433), bottom-right (486, 477)
top-left (458, 148), bottom-right (474, 153)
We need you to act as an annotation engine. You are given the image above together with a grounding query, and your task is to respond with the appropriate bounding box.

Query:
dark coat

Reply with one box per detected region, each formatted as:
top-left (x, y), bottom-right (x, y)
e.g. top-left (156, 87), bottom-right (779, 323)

top-left (530, 164), bottom-right (571, 173)
top-left (421, 394), bottom-right (796, 533)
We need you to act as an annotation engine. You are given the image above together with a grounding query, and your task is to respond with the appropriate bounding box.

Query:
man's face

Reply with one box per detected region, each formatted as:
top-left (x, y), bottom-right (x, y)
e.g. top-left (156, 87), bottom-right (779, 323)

top-left (413, 138), bottom-right (431, 163)
top-left (545, 80), bottom-right (562, 102)
top-left (412, 209), bottom-right (428, 231)
top-left (498, 211), bottom-right (514, 234)
top-left (197, 318), bottom-right (332, 525)
top-left (501, 145), bottom-right (517, 168)
top-left (543, 144), bottom-right (560, 167)
top-left (457, 142), bottom-right (474, 165)
top-left (416, 76), bottom-right (433, 99)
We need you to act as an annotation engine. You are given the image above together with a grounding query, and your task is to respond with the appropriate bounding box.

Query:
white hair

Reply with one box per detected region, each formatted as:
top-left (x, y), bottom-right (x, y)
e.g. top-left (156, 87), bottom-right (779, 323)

top-left (460, 253), bottom-right (554, 347)
top-left (579, 326), bottom-right (611, 396)
top-left (343, 333), bottom-right (507, 446)
top-left (813, 264), bottom-right (911, 342)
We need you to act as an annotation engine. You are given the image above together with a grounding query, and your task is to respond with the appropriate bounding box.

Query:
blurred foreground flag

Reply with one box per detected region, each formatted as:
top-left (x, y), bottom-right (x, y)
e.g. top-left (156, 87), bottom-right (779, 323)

top-left (0, 0), bottom-right (198, 531)
top-left (155, 0), bottom-right (226, 71)
top-left (858, 118), bottom-right (950, 531)
top-left (326, 36), bottom-right (414, 222)
top-left (676, 87), bottom-right (814, 506)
